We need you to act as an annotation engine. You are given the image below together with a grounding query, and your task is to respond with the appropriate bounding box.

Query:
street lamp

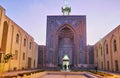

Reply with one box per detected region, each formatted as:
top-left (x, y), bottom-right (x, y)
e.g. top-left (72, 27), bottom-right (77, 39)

top-left (0, 49), bottom-right (3, 78)
top-left (0, 49), bottom-right (3, 63)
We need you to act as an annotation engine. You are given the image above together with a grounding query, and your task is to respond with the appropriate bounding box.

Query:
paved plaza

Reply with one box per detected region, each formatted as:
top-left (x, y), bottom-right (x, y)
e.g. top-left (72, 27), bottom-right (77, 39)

top-left (40, 72), bottom-right (94, 78)
top-left (1, 70), bottom-right (120, 78)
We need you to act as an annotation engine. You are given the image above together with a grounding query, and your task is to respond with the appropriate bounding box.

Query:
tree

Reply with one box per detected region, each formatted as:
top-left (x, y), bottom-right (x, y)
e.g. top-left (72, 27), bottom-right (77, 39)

top-left (0, 53), bottom-right (14, 77)
top-left (4, 54), bottom-right (13, 63)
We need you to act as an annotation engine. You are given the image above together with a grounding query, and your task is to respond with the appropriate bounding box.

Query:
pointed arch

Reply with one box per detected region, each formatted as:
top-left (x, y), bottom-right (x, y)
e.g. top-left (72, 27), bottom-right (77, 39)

top-left (56, 24), bottom-right (76, 34)
top-left (110, 34), bottom-right (116, 43)
top-left (110, 34), bottom-right (117, 52)
top-left (98, 42), bottom-right (102, 57)
top-left (103, 39), bottom-right (108, 70)
top-left (55, 24), bottom-right (76, 65)
top-left (1, 21), bottom-right (9, 52)
top-left (103, 40), bottom-right (109, 54)
top-left (23, 35), bottom-right (28, 47)
top-left (109, 34), bottom-right (116, 71)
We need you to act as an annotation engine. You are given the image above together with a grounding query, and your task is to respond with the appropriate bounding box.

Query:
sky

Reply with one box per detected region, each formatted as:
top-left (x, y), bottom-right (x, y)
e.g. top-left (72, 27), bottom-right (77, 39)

top-left (0, 0), bottom-right (120, 45)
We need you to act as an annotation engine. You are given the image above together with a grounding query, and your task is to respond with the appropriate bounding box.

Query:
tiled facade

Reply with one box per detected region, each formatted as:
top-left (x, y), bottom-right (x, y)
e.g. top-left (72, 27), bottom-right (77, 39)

top-left (94, 25), bottom-right (120, 72)
top-left (45, 16), bottom-right (87, 68)
top-left (87, 45), bottom-right (94, 64)
top-left (38, 45), bottom-right (46, 68)
top-left (0, 6), bottom-right (38, 72)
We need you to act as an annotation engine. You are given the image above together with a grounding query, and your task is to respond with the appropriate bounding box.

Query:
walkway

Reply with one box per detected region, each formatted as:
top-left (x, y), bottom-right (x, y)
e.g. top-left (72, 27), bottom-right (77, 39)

top-left (1, 70), bottom-right (120, 78)
top-left (42, 74), bottom-right (87, 78)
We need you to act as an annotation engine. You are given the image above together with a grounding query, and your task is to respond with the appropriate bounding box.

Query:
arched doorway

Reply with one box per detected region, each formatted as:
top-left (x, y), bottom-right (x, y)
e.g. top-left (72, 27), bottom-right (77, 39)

top-left (1, 21), bottom-right (9, 53)
top-left (58, 25), bottom-right (74, 66)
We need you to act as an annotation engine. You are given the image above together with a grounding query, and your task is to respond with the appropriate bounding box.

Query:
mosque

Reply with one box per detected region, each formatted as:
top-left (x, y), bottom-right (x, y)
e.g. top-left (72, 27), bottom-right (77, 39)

top-left (44, 0), bottom-right (88, 69)
top-left (1, 0), bottom-right (119, 73)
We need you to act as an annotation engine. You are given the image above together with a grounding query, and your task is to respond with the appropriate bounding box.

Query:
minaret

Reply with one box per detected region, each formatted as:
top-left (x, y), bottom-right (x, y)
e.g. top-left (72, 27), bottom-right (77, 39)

top-left (62, 0), bottom-right (71, 15)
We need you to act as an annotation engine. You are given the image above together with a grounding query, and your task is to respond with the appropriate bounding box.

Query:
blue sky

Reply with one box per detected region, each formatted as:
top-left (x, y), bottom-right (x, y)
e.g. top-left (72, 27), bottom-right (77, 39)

top-left (0, 0), bottom-right (120, 45)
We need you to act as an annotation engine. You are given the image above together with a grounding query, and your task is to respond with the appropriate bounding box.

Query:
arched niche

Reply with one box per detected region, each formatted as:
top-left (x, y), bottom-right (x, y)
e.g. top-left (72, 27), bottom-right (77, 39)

top-left (1, 21), bottom-right (9, 53)
top-left (57, 24), bottom-right (75, 65)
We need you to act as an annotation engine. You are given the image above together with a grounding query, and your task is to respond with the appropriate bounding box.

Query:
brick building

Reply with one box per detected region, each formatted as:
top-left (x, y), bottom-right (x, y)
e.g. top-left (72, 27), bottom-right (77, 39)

top-left (0, 6), bottom-right (38, 72)
top-left (94, 25), bottom-right (120, 72)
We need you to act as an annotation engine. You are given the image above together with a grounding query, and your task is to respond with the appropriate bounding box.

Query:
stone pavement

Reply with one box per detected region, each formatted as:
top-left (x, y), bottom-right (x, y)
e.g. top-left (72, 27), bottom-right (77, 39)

top-left (1, 69), bottom-right (120, 78)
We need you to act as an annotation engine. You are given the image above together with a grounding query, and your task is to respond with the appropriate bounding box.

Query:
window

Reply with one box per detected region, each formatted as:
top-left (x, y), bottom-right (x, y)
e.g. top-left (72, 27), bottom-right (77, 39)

top-left (101, 62), bottom-right (103, 69)
top-left (29, 42), bottom-right (32, 49)
top-left (22, 67), bottom-right (24, 70)
top-left (23, 38), bottom-right (26, 46)
top-left (34, 60), bottom-right (35, 67)
top-left (16, 34), bottom-right (19, 43)
top-left (113, 40), bottom-right (117, 52)
top-left (101, 46), bottom-right (102, 56)
top-left (115, 60), bottom-right (119, 71)
top-left (28, 57), bottom-right (31, 68)
top-left (106, 44), bottom-right (108, 54)
top-left (107, 61), bottom-right (109, 71)
top-left (13, 67), bottom-right (17, 71)
top-left (23, 52), bottom-right (25, 60)
top-left (15, 50), bottom-right (18, 60)
top-left (96, 49), bottom-right (98, 57)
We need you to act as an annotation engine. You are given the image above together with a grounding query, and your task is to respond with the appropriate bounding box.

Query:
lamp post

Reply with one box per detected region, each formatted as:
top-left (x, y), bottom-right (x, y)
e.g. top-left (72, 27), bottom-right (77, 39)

top-left (0, 49), bottom-right (4, 77)
top-left (0, 49), bottom-right (3, 69)
top-left (0, 49), bottom-right (3, 63)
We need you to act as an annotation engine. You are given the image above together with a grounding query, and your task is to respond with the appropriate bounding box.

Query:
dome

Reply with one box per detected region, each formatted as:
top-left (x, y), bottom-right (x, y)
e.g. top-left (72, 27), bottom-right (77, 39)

top-left (62, 55), bottom-right (69, 60)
